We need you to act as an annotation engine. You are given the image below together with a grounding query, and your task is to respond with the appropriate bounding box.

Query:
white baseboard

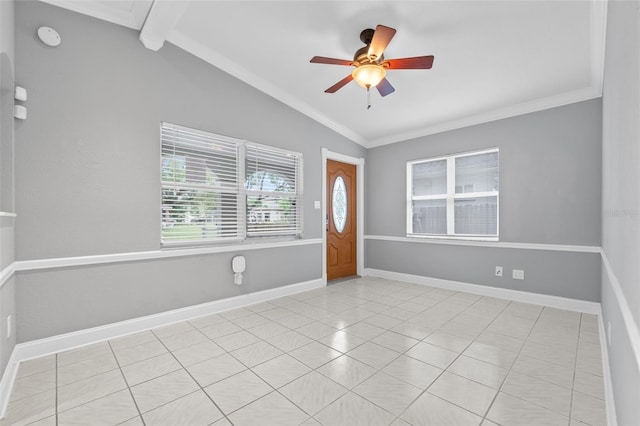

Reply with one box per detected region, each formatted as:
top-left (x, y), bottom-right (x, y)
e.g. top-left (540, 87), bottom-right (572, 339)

top-left (0, 277), bottom-right (323, 418)
top-left (364, 268), bottom-right (601, 314)
top-left (600, 250), bottom-right (640, 374)
top-left (598, 307), bottom-right (619, 426)
top-left (0, 350), bottom-right (18, 419)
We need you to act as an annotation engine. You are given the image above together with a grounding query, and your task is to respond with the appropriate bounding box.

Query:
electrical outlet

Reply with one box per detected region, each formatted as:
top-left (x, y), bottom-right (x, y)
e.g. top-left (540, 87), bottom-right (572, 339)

top-left (495, 266), bottom-right (503, 277)
top-left (513, 269), bottom-right (525, 280)
top-left (6, 315), bottom-right (11, 339)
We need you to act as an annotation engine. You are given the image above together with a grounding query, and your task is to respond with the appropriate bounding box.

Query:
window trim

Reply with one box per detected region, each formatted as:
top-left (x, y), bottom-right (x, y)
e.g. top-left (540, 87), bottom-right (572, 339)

top-left (160, 122), bottom-right (303, 247)
top-left (406, 147), bottom-right (499, 242)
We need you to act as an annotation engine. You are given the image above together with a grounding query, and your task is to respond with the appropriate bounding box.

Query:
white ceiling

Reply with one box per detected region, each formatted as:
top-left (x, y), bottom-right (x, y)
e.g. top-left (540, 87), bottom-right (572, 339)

top-left (41, 0), bottom-right (607, 148)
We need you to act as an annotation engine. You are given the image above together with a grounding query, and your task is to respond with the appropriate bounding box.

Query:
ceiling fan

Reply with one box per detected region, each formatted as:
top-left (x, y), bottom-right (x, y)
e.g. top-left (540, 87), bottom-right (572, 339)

top-left (310, 24), bottom-right (434, 105)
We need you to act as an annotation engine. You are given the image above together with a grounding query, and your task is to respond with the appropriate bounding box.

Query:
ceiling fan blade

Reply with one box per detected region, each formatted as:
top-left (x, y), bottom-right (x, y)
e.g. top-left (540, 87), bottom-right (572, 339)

top-left (310, 56), bottom-right (353, 66)
top-left (376, 78), bottom-right (395, 97)
top-left (385, 55), bottom-right (434, 69)
top-left (325, 74), bottom-right (354, 93)
top-left (368, 25), bottom-right (396, 61)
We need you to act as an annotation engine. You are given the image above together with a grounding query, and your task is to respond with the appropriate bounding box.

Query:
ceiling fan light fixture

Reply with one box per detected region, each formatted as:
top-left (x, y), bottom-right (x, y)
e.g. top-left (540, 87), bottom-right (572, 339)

top-left (351, 64), bottom-right (386, 88)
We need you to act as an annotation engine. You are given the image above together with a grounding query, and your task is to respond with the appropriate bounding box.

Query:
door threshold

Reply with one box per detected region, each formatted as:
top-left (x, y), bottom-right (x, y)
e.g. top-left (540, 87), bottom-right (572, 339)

top-left (327, 275), bottom-right (360, 285)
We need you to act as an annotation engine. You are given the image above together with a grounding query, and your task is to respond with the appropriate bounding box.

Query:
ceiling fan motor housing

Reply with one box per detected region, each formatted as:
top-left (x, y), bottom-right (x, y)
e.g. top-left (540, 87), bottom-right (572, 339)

top-left (354, 45), bottom-right (384, 65)
top-left (360, 28), bottom-right (375, 44)
top-left (355, 29), bottom-right (385, 65)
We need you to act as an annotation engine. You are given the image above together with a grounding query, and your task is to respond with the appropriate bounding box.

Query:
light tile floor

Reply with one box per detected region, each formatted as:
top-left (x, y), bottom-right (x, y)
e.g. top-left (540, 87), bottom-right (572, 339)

top-left (2, 277), bottom-right (607, 426)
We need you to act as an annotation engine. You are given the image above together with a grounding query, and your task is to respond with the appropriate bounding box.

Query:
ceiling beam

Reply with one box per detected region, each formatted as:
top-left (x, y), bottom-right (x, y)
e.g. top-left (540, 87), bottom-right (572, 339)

top-left (139, 0), bottom-right (189, 51)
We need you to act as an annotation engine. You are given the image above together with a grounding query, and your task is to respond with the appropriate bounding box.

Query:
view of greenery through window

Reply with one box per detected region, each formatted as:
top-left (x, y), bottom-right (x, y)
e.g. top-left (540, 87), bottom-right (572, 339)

top-left (245, 170), bottom-right (297, 235)
top-left (161, 124), bottom-right (302, 244)
top-left (161, 155), bottom-right (225, 241)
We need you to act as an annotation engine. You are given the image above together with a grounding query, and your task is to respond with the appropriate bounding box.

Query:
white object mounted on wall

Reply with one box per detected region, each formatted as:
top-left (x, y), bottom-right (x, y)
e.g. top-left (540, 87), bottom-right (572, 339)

top-left (14, 86), bottom-right (27, 102)
top-left (232, 255), bottom-right (246, 285)
top-left (37, 27), bottom-right (61, 47)
top-left (13, 105), bottom-right (27, 120)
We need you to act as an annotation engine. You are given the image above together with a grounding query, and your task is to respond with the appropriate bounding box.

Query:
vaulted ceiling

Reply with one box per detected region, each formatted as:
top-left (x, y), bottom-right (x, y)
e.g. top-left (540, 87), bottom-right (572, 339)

top-left (40, 0), bottom-right (607, 148)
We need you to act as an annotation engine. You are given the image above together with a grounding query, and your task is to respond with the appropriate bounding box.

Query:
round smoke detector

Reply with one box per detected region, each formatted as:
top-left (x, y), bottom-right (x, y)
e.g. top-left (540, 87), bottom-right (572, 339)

top-left (37, 27), bottom-right (61, 47)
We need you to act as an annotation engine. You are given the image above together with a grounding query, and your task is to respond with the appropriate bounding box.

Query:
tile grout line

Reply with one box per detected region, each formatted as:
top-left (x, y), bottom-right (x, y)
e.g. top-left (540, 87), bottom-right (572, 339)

top-left (478, 303), bottom-right (546, 424)
top-left (568, 314), bottom-right (583, 425)
top-left (106, 340), bottom-right (146, 425)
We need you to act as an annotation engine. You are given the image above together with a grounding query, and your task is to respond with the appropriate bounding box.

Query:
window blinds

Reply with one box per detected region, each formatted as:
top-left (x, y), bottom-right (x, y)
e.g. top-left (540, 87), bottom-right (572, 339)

top-left (161, 123), bottom-right (241, 243)
top-left (245, 143), bottom-right (303, 237)
top-left (161, 123), bottom-right (303, 244)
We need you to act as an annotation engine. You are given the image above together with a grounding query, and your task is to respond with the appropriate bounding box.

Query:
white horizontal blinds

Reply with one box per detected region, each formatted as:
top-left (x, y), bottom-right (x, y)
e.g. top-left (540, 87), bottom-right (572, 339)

top-left (161, 123), bottom-right (240, 243)
top-left (245, 143), bottom-right (302, 237)
top-left (454, 151), bottom-right (499, 236)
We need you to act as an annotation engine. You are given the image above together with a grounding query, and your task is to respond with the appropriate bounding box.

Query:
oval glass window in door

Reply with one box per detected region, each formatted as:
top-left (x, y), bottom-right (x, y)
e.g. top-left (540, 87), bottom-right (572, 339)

top-left (332, 176), bottom-right (347, 233)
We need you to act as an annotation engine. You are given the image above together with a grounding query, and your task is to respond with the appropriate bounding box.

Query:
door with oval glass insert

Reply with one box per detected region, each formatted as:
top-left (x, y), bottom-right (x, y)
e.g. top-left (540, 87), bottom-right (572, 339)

top-left (326, 160), bottom-right (357, 281)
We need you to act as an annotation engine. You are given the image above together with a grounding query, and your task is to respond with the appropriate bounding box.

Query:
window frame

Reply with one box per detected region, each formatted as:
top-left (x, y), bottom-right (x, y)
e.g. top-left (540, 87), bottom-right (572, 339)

top-left (160, 122), bottom-right (303, 247)
top-left (406, 148), bottom-right (499, 241)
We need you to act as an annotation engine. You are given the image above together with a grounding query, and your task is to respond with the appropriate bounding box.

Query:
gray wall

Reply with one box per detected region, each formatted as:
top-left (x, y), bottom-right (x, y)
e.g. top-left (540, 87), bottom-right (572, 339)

top-left (366, 99), bottom-right (602, 301)
top-left (13, 1), bottom-right (364, 341)
top-left (17, 244), bottom-right (321, 342)
top-left (601, 0), bottom-right (640, 424)
top-left (367, 240), bottom-right (601, 302)
top-left (0, 0), bottom-right (17, 379)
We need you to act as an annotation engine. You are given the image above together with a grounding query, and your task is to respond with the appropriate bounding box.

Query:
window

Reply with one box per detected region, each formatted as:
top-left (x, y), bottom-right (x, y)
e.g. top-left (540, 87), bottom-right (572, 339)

top-left (407, 148), bottom-right (499, 240)
top-left (161, 123), bottom-right (302, 245)
top-left (245, 143), bottom-right (302, 237)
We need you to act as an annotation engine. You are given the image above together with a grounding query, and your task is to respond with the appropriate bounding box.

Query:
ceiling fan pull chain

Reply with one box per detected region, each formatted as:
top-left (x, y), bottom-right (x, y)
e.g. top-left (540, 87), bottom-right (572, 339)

top-left (366, 86), bottom-right (372, 110)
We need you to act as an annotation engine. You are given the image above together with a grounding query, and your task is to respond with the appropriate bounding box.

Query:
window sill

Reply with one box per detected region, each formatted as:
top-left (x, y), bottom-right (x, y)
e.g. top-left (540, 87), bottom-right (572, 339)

top-left (160, 235), bottom-right (303, 251)
top-left (406, 234), bottom-right (499, 243)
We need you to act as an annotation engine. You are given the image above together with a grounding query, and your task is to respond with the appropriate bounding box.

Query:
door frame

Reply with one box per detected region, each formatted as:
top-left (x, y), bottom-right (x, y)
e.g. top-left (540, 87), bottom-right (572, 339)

top-left (321, 148), bottom-right (364, 285)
